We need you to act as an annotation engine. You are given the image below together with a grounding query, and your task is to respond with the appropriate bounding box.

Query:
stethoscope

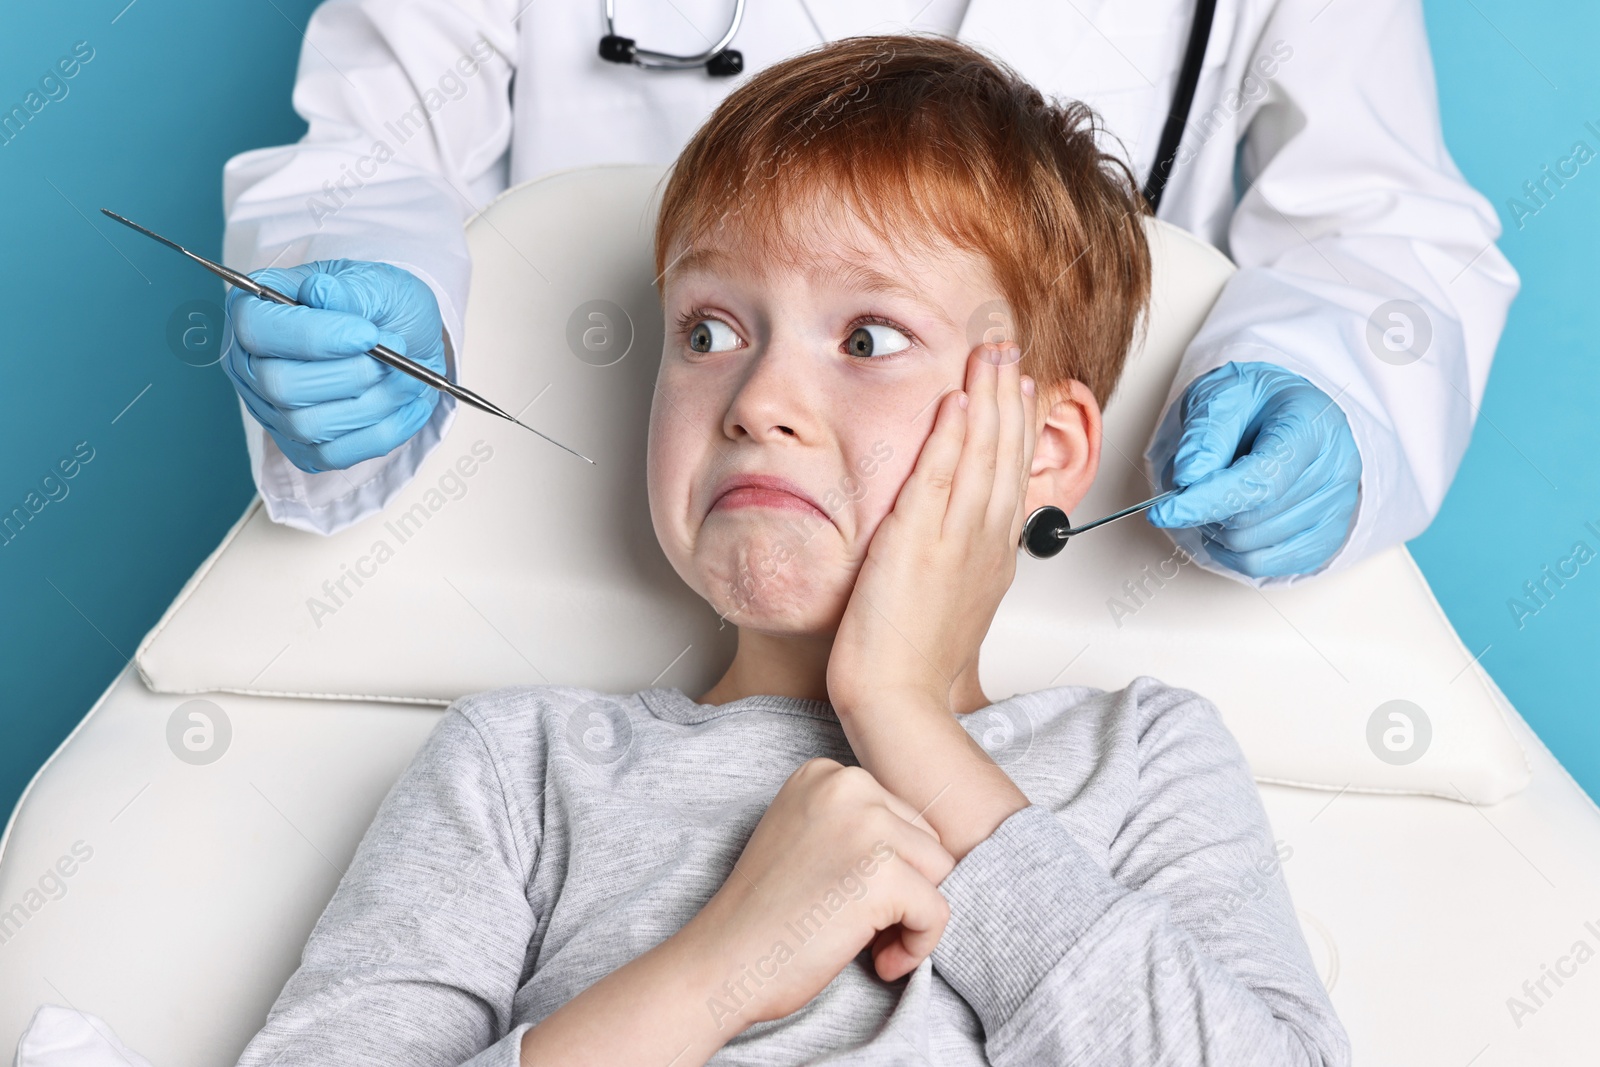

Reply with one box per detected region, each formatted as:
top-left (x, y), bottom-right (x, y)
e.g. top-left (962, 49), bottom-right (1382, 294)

top-left (599, 0), bottom-right (1217, 558)
top-left (598, 0), bottom-right (748, 76)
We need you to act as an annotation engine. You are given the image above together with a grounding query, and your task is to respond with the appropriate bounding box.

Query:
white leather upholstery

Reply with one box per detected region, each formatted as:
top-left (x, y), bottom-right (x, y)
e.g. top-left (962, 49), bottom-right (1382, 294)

top-left (132, 164), bottom-right (1527, 802)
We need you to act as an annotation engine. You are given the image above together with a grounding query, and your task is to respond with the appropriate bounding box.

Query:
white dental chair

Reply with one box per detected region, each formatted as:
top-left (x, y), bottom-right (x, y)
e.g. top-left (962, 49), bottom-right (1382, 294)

top-left (4, 165), bottom-right (1598, 1067)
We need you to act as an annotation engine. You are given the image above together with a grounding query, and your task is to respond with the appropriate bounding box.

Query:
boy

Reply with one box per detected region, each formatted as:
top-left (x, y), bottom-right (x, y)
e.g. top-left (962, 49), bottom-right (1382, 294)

top-left (236, 33), bottom-right (1349, 1067)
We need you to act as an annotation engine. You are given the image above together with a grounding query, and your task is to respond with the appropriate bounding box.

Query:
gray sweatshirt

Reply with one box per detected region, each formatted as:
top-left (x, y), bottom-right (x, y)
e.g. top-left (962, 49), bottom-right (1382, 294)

top-left (234, 677), bottom-right (1350, 1066)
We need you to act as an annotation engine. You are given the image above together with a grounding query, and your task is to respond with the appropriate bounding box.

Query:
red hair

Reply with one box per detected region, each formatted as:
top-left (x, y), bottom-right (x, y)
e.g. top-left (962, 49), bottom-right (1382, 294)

top-left (653, 32), bottom-right (1152, 409)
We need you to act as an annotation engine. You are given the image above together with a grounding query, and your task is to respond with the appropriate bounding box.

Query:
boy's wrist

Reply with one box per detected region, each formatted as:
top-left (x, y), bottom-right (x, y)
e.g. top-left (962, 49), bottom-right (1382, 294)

top-left (835, 698), bottom-right (1029, 861)
top-left (830, 680), bottom-right (949, 719)
top-left (516, 918), bottom-right (743, 1067)
top-left (672, 894), bottom-right (774, 1038)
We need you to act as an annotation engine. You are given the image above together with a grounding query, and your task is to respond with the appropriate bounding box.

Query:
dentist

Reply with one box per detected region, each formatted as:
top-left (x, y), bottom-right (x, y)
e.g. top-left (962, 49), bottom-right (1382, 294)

top-left (220, 0), bottom-right (1517, 587)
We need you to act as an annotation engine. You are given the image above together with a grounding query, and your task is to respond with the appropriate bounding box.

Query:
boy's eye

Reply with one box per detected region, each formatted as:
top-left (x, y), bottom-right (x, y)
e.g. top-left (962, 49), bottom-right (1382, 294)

top-left (845, 323), bottom-right (912, 359)
top-left (688, 318), bottom-right (740, 353)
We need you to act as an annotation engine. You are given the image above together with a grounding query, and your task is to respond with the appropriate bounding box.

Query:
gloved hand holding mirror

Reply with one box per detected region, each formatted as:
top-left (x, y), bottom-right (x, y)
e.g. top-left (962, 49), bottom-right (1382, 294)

top-left (1142, 360), bottom-right (1362, 579)
top-left (1021, 360), bottom-right (1361, 581)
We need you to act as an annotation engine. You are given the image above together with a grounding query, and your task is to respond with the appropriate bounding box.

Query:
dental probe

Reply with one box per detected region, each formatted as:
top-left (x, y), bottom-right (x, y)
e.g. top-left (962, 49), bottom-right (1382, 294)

top-left (101, 209), bottom-right (594, 465)
top-left (1020, 488), bottom-right (1183, 559)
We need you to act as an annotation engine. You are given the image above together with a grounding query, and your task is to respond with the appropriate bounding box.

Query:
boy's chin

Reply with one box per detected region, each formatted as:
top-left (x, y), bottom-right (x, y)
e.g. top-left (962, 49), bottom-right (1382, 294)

top-left (694, 556), bottom-right (853, 636)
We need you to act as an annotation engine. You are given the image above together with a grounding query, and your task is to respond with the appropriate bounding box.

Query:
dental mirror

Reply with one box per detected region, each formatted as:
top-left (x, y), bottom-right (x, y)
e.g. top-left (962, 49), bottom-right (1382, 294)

top-left (1019, 488), bottom-right (1182, 559)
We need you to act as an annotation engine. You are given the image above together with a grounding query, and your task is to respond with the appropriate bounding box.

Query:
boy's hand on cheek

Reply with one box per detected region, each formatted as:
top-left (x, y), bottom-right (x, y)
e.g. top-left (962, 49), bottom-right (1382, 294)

top-left (828, 342), bottom-right (1037, 715)
top-left (826, 342), bottom-right (1038, 859)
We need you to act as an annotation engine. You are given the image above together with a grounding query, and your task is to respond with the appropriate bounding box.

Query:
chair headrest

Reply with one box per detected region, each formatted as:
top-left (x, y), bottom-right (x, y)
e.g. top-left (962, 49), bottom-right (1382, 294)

top-left (136, 164), bottom-right (1528, 803)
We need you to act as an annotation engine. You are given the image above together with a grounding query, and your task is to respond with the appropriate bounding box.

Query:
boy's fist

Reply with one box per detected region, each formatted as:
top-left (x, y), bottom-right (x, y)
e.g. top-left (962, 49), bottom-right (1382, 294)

top-left (681, 758), bottom-right (956, 1033)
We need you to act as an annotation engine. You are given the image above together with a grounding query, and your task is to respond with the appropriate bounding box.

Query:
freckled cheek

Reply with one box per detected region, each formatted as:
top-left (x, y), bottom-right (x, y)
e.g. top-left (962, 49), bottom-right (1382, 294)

top-left (827, 382), bottom-right (936, 524)
top-left (841, 447), bottom-right (921, 550)
top-left (645, 382), bottom-right (707, 549)
top-left (644, 410), bottom-right (677, 559)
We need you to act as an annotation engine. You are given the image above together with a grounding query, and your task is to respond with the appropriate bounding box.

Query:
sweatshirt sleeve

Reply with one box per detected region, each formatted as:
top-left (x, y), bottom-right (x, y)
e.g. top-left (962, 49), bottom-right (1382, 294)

top-left (233, 702), bottom-right (540, 1067)
top-left (929, 682), bottom-right (1349, 1066)
top-left (221, 0), bottom-right (520, 535)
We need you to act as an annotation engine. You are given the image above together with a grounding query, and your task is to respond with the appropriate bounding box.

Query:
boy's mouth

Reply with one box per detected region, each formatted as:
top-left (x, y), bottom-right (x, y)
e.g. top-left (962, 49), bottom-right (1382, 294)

top-left (709, 472), bottom-right (827, 519)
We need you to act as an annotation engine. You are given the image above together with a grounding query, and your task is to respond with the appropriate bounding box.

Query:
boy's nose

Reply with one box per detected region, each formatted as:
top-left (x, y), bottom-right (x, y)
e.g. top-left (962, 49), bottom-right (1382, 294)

top-left (721, 335), bottom-right (817, 442)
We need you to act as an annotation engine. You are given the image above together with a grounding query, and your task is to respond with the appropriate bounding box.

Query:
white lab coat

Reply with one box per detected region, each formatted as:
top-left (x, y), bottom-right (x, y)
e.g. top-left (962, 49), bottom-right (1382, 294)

top-left (221, 0), bottom-right (1518, 588)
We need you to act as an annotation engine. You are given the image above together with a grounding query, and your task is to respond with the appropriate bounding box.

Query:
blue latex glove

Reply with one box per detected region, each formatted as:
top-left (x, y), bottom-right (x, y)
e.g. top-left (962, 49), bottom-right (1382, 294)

top-left (223, 259), bottom-right (447, 473)
top-left (1145, 361), bottom-right (1362, 579)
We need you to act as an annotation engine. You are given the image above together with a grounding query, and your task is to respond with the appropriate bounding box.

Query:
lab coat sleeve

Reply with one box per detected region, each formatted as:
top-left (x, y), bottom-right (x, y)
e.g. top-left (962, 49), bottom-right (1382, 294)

top-left (232, 702), bottom-right (540, 1067)
top-left (1144, 0), bottom-right (1520, 587)
top-left (930, 680), bottom-right (1349, 1066)
top-left (221, 0), bottom-right (521, 535)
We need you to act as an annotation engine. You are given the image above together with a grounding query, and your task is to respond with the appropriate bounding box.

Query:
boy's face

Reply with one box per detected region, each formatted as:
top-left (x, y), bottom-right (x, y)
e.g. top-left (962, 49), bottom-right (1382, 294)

top-left (647, 200), bottom-right (1090, 639)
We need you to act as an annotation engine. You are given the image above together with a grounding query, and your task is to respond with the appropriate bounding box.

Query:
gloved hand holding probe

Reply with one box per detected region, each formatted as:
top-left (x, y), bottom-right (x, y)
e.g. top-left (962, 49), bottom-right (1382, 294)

top-left (222, 259), bottom-right (448, 473)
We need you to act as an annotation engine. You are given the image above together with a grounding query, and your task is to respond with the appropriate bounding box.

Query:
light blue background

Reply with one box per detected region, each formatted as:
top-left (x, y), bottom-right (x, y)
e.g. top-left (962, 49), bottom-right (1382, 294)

top-left (0, 1), bottom-right (1594, 824)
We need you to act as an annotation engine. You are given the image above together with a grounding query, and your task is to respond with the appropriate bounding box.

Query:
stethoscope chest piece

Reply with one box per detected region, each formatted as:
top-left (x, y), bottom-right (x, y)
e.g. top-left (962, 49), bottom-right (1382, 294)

top-left (1021, 506), bottom-right (1072, 559)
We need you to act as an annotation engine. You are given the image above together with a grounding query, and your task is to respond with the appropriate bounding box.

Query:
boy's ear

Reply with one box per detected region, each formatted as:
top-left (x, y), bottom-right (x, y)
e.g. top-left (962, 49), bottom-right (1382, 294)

top-left (1024, 377), bottom-right (1102, 520)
